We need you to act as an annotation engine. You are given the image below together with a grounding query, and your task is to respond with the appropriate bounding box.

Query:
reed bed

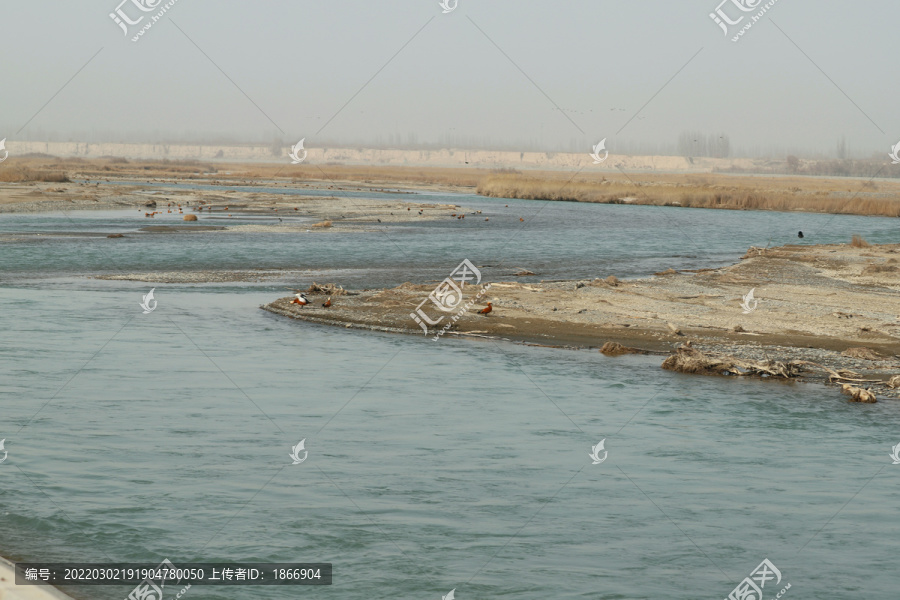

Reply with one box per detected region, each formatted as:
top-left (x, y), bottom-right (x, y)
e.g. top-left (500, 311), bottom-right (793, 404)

top-left (476, 174), bottom-right (900, 218)
top-left (0, 165), bottom-right (70, 183)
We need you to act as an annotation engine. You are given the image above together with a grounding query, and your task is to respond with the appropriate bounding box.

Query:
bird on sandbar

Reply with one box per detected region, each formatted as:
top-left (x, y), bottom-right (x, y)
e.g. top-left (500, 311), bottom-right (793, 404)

top-left (798, 231), bottom-right (804, 238)
top-left (291, 293), bottom-right (309, 306)
top-left (323, 297), bottom-right (332, 308)
top-left (477, 302), bottom-right (493, 315)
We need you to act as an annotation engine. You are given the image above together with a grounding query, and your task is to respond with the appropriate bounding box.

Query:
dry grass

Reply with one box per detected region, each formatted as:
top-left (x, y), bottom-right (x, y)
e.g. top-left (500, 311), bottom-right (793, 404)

top-left (311, 220), bottom-right (332, 228)
top-left (7, 155), bottom-right (900, 219)
top-left (851, 235), bottom-right (871, 248)
top-left (0, 165), bottom-right (70, 183)
top-left (1, 156), bottom-right (213, 179)
top-left (477, 173), bottom-right (900, 218)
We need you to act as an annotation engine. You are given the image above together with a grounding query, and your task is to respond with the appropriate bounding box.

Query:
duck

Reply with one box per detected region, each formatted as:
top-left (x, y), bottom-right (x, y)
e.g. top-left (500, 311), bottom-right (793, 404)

top-left (323, 297), bottom-right (332, 308)
top-left (291, 293), bottom-right (309, 306)
top-left (478, 302), bottom-right (493, 315)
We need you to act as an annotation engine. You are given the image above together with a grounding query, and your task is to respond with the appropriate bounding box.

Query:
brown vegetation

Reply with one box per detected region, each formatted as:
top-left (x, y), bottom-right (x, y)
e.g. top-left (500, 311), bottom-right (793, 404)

top-left (477, 173), bottom-right (900, 218)
top-left (851, 234), bottom-right (870, 248)
top-left (0, 164), bottom-right (70, 183)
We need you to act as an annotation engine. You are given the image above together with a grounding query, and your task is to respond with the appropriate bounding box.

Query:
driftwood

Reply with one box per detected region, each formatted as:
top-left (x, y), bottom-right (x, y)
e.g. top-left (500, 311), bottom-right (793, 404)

top-left (661, 346), bottom-right (880, 403)
top-left (841, 347), bottom-right (884, 361)
top-left (303, 282), bottom-right (347, 296)
top-left (841, 384), bottom-right (877, 403)
top-left (661, 346), bottom-right (801, 377)
top-left (600, 342), bottom-right (650, 356)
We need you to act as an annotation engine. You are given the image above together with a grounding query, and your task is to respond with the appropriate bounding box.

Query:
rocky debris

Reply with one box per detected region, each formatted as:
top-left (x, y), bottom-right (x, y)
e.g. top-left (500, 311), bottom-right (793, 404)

top-left (106, 233), bottom-right (124, 238)
top-left (514, 269), bottom-right (536, 276)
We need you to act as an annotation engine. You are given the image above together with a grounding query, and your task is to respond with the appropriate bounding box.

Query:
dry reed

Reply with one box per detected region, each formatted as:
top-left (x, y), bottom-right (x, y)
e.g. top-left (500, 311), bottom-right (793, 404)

top-left (477, 174), bottom-right (900, 218)
top-left (851, 235), bottom-right (870, 247)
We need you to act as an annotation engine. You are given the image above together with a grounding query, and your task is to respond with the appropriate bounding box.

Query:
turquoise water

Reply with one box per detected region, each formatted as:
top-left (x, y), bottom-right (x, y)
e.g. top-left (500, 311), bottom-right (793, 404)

top-left (2, 191), bottom-right (900, 599)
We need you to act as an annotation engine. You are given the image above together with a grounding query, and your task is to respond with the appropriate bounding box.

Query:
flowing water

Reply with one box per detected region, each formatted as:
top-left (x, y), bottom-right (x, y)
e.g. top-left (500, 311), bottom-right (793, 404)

top-left (2, 189), bottom-right (899, 600)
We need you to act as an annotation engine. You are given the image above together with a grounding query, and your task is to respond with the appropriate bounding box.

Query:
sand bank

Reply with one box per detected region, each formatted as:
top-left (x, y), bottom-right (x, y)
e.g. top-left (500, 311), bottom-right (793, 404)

top-left (263, 243), bottom-right (900, 400)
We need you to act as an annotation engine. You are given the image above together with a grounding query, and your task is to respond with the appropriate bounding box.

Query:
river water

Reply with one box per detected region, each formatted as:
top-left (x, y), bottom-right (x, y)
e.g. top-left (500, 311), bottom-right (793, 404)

top-left (1, 188), bottom-right (899, 600)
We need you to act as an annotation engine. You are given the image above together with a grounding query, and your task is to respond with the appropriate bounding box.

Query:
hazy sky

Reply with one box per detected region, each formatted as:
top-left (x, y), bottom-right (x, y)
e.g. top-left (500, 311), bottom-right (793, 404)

top-left (1, 1), bottom-right (898, 158)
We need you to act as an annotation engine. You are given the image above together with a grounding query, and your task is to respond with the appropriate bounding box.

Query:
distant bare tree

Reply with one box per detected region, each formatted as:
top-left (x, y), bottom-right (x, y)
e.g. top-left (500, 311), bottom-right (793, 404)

top-left (837, 136), bottom-right (848, 160)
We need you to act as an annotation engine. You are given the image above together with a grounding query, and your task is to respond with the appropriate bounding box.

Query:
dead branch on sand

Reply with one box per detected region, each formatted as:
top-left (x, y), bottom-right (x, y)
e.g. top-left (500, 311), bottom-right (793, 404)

top-left (300, 282), bottom-right (348, 296)
top-left (661, 346), bottom-right (801, 378)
